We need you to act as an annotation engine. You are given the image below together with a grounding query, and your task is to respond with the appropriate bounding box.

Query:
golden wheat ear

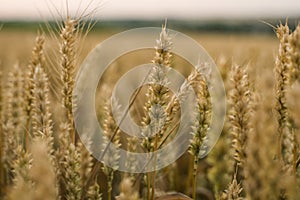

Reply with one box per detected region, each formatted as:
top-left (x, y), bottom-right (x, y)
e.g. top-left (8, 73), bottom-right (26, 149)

top-left (228, 64), bottom-right (252, 168)
top-left (274, 23), bottom-right (291, 165)
top-left (187, 62), bottom-right (212, 200)
top-left (2, 65), bottom-right (26, 186)
top-left (41, 1), bottom-right (100, 147)
top-left (139, 24), bottom-right (174, 200)
top-left (25, 33), bottom-right (45, 147)
top-left (31, 66), bottom-right (53, 137)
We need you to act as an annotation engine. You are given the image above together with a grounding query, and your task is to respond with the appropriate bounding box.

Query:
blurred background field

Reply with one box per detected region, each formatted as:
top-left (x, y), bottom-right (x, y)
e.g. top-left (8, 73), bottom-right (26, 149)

top-left (0, 19), bottom-right (282, 74)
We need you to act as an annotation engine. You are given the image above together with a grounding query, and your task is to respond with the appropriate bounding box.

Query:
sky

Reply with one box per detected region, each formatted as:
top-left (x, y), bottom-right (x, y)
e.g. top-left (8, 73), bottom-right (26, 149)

top-left (0, 0), bottom-right (299, 20)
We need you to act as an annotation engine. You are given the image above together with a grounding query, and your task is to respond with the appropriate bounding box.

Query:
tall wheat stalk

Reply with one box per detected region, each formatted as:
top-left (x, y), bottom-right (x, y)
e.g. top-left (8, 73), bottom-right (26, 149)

top-left (31, 65), bottom-right (54, 149)
top-left (59, 17), bottom-right (78, 144)
top-left (25, 33), bottom-right (46, 149)
top-left (188, 64), bottom-right (211, 200)
top-left (141, 24), bottom-right (172, 200)
top-left (55, 121), bottom-right (96, 199)
top-left (101, 98), bottom-right (121, 200)
top-left (219, 64), bottom-right (252, 200)
top-left (228, 65), bottom-right (252, 169)
top-left (274, 23), bottom-right (291, 164)
top-left (2, 65), bottom-right (25, 191)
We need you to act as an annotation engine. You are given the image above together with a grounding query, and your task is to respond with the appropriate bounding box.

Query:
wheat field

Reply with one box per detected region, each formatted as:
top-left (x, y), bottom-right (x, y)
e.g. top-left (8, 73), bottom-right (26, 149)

top-left (0, 16), bottom-right (299, 200)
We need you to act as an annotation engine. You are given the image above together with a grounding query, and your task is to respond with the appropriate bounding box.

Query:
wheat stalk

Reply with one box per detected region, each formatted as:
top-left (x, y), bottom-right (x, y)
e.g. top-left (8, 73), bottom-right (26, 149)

top-left (1, 65), bottom-right (26, 193)
top-left (101, 98), bottom-right (121, 200)
top-left (188, 63), bottom-right (211, 200)
top-left (274, 23), bottom-right (291, 164)
top-left (59, 17), bottom-right (78, 144)
top-left (141, 24), bottom-right (172, 152)
top-left (56, 122), bottom-right (90, 200)
top-left (228, 65), bottom-right (252, 168)
top-left (140, 24), bottom-right (172, 200)
top-left (26, 33), bottom-right (45, 119)
top-left (31, 66), bottom-right (54, 146)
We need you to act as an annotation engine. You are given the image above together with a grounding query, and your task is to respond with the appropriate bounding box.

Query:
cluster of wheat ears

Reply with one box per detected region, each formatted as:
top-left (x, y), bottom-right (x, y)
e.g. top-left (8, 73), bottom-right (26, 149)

top-left (0, 12), bottom-right (300, 200)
